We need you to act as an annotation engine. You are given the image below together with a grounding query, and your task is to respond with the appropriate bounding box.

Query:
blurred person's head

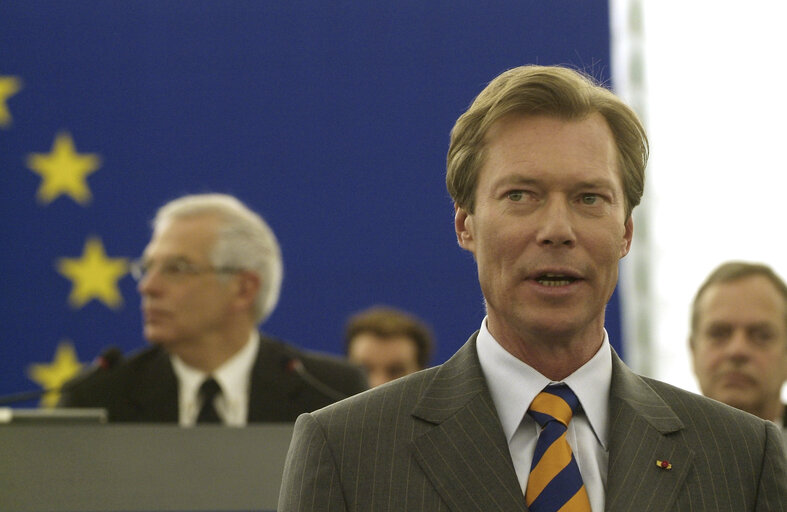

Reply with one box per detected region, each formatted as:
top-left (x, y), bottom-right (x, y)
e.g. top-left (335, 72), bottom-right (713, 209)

top-left (690, 261), bottom-right (787, 421)
top-left (345, 306), bottom-right (434, 387)
top-left (134, 194), bottom-right (282, 371)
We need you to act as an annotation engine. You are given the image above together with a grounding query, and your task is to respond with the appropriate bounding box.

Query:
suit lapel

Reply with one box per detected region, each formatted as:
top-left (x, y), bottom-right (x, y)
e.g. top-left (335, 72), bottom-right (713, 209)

top-left (411, 334), bottom-right (526, 512)
top-left (247, 337), bottom-right (283, 422)
top-left (128, 348), bottom-right (179, 422)
top-left (605, 350), bottom-right (691, 512)
top-left (247, 335), bottom-right (308, 422)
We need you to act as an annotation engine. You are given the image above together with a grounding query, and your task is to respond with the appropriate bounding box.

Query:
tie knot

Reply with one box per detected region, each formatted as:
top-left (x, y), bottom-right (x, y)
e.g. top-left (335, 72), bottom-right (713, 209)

top-left (199, 377), bottom-right (222, 401)
top-left (528, 384), bottom-right (580, 427)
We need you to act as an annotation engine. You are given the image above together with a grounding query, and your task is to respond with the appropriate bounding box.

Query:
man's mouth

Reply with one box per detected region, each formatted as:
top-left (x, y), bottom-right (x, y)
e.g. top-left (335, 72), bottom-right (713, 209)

top-left (143, 307), bottom-right (169, 320)
top-left (536, 273), bottom-right (579, 287)
top-left (719, 371), bottom-right (756, 388)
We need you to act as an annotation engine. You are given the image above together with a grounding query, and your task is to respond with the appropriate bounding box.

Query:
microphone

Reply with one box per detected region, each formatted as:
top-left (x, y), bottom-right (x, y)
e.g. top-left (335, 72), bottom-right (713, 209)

top-left (60, 346), bottom-right (123, 389)
top-left (283, 357), bottom-right (348, 402)
top-left (0, 347), bottom-right (123, 406)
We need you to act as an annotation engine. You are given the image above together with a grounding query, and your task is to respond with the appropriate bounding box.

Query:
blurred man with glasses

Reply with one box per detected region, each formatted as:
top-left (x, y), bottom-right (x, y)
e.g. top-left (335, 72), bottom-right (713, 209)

top-left (59, 193), bottom-right (367, 425)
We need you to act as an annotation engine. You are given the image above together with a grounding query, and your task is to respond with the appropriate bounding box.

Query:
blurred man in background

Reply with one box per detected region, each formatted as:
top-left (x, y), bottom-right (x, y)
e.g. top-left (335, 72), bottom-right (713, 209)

top-left (59, 193), bottom-right (366, 424)
top-left (345, 306), bottom-right (434, 387)
top-left (690, 261), bottom-right (787, 440)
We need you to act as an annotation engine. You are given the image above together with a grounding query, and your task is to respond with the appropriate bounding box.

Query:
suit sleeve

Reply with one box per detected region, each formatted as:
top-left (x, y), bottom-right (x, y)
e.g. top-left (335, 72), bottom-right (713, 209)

top-left (56, 371), bottom-right (112, 409)
top-left (756, 420), bottom-right (787, 511)
top-left (278, 412), bottom-right (348, 512)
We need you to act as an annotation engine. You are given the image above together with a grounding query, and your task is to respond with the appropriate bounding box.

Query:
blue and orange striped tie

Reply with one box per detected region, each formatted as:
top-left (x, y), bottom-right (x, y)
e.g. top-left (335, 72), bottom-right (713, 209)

top-left (526, 384), bottom-right (591, 512)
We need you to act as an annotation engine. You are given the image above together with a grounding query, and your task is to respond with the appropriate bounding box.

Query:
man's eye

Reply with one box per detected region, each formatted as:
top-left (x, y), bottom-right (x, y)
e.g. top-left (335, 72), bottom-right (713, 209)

top-left (706, 327), bottom-right (731, 344)
top-left (581, 194), bottom-right (599, 205)
top-left (507, 191), bottom-right (524, 201)
top-left (162, 261), bottom-right (192, 275)
top-left (749, 328), bottom-right (775, 345)
top-left (160, 263), bottom-right (180, 275)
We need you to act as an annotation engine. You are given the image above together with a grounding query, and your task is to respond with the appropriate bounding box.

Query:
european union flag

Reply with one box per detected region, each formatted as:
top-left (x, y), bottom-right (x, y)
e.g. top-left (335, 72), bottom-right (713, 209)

top-left (0, 1), bottom-right (615, 405)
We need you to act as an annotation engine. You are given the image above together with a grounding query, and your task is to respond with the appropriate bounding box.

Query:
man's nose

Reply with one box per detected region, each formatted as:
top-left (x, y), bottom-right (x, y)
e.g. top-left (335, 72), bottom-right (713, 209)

top-left (536, 198), bottom-right (576, 248)
top-left (725, 329), bottom-right (751, 360)
top-left (137, 266), bottom-right (163, 296)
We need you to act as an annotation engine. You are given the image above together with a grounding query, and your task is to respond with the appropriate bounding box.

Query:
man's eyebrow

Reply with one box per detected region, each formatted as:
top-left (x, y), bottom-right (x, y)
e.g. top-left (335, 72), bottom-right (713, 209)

top-left (746, 322), bottom-right (776, 330)
top-left (143, 254), bottom-right (192, 263)
top-left (490, 175), bottom-right (618, 187)
top-left (574, 179), bottom-right (616, 189)
top-left (490, 176), bottom-right (541, 188)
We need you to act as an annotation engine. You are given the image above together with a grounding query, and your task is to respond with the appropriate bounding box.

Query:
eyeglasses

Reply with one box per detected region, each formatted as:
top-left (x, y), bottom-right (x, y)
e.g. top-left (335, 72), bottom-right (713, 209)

top-left (130, 258), bottom-right (241, 281)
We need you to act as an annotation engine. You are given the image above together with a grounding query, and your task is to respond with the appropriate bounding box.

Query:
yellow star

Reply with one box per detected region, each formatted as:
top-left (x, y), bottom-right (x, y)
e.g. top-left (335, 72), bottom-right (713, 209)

top-left (28, 341), bottom-right (84, 408)
top-left (0, 75), bottom-right (22, 128)
top-left (26, 132), bottom-right (102, 205)
top-left (57, 237), bottom-right (129, 309)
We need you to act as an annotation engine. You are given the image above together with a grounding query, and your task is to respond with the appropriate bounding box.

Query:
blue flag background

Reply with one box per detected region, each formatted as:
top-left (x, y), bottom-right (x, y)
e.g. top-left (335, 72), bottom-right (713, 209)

top-left (0, 1), bottom-right (619, 405)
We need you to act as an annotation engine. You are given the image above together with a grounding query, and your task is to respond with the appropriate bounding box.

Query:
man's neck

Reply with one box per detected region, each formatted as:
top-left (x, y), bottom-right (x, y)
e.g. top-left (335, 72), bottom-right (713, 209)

top-left (170, 325), bottom-right (255, 374)
top-left (765, 400), bottom-right (786, 426)
top-left (487, 318), bottom-right (604, 381)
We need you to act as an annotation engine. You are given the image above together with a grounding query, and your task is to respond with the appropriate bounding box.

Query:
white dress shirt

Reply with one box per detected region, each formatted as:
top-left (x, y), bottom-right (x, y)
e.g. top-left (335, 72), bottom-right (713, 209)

top-left (171, 331), bottom-right (259, 427)
top-left (476, 318), bottom-right (611, 512)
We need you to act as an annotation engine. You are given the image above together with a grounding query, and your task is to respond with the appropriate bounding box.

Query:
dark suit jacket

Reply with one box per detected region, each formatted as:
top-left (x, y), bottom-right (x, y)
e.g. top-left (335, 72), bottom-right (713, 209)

top-left (58, 334), bottom-right (368, 422)
top-left (782, 405), bottom-right (787, 450)
top-left (279, 333), bottom-right (787, 511)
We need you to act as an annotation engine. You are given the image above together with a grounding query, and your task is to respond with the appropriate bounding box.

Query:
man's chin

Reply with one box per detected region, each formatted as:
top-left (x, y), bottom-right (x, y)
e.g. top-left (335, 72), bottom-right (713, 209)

top-left (143, 327), bottom-right (174, 347)
top-left (522, 315), bottom-right (597, 340)
top-left (712, 388), bottom-right (758, 412)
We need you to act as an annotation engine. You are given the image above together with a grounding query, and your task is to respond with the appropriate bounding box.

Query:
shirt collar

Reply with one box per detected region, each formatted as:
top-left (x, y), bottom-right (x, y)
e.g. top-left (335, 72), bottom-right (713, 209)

top-left (212, 331), bottom-right (259, 407)
top-left (171, 331), bottom-right (259, 410)
top-left (476, 317), bottom-right (611, 449)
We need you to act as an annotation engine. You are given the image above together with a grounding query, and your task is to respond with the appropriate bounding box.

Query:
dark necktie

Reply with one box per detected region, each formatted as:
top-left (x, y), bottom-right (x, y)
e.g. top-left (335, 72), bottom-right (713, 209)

top-left (197, 377), bottom-right (222, 424)
top-left (526, 384), bottom-right (591, 512)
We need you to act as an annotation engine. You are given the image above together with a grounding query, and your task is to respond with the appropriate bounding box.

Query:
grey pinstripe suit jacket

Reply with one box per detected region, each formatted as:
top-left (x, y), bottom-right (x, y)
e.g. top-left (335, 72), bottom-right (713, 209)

top-left (278, 333), bottom-right (787, 511)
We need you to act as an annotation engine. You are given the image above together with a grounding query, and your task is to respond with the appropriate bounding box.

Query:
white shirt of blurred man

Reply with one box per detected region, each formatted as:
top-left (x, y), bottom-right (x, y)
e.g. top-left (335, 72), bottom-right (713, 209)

top-left (690, 262), bottom-right (787, 434)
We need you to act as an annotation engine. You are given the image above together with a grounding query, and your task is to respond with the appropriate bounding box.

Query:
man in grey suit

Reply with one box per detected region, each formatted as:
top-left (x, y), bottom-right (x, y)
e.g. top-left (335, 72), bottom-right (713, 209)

top-left (689, 261), bottom-right (787, 445)
top-left (278, 66), bottom-right (787, 510)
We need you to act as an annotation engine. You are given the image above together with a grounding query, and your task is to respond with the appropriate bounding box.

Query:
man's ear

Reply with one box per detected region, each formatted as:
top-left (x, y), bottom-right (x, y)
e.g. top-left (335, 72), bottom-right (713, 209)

top-left (234, 271), bottom-right (261, 311)
top-left (620, 215), bottom-right (634, 258)
top-left (455, 204), bottom-right (475, 253)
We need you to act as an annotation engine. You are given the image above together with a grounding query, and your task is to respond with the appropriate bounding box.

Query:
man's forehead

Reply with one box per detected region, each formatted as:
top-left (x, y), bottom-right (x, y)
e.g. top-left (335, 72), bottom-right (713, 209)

top-left (702, 277), bottom-right (786, 308)
top-left (484, 111), bottom-right (613, 142)
top-left (354, 332), bottom-right (416, 345)
top-left (699, 281), bottom-right (787, 327)
top-left (482, 114), bottom-right (620, 170)
top-left (154, 213), bottom-right (221, 233)
top-left (703, 317), bottom-right (779, 328)
top-left (144, 216), bottom-right (218, 258)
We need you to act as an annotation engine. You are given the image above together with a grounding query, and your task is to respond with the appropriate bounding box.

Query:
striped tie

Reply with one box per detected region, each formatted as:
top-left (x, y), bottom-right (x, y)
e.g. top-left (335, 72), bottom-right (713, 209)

top-left (526, 384), bottom-right (591, 512)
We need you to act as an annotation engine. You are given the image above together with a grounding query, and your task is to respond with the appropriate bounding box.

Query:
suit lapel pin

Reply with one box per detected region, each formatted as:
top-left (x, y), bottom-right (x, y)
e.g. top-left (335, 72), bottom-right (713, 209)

top-left (656, 460), bottom-right (672, 470)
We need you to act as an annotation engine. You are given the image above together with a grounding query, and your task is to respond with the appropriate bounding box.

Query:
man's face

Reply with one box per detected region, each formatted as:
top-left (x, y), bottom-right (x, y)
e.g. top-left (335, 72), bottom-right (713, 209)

top-left (455, 114), bottom-right (632, 347)
top-left (348, 333), bottom-right (421, 387)
top-left (691, 275), bottom-right (787, 419)
top-left (137, 215), bottom-right (239, 351)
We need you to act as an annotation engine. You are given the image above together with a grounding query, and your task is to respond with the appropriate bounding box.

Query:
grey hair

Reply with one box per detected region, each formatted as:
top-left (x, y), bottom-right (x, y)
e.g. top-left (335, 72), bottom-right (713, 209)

top-left (153, 193), bottom-right (283, 324)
